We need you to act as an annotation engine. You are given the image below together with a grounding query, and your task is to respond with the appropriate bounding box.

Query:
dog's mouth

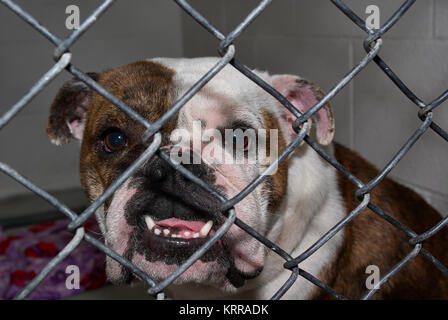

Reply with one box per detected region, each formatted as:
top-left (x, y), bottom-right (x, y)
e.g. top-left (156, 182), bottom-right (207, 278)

top-left (136, 215), bottom-right (225, 265)
top-left (105, 174), bottom-right (263, 289)
top-left (144, 216), bottom-right (217, 240)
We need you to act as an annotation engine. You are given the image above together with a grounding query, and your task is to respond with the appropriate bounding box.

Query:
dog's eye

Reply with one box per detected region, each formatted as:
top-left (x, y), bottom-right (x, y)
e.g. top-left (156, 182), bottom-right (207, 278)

top-left (103, 129), bottom-right (127, 153)
top-left (231, 130), bottom-right (250, 152)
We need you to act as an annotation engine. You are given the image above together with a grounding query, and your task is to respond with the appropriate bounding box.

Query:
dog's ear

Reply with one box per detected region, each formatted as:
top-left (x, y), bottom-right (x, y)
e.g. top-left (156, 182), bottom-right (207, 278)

top-left (46, 73), bottom-right (99, 145)
top-left (270, 75), bottom-right (334, 145)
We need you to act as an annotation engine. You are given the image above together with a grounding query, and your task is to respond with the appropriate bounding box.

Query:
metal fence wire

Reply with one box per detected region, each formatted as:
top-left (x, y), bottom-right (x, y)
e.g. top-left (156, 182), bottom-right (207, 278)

top-left (1, 0), bottom-right (448, 300)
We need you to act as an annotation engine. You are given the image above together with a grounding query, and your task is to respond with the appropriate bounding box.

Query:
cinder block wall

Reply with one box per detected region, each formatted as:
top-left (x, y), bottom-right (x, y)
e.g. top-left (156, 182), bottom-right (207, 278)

top-left (0, 1), bottom-right (183, 218)
top-left (181, 0), bottom-right (448, 215)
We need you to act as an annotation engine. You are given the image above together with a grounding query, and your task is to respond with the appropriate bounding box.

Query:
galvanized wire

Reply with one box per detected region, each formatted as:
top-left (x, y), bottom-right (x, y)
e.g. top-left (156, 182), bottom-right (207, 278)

top-left (0, 0), bottom-right (446, 300)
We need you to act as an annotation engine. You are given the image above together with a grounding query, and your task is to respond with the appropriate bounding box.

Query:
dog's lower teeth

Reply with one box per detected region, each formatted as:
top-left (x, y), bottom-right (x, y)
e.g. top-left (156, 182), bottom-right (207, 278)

top-left (154, 228), bottom-right (161, 235)
top-left (163, 229), bottom-right (170, 235)
top-left (184, 231), bottom-right (190, 237)
top-left (193, 233), bottom-right (200, 238)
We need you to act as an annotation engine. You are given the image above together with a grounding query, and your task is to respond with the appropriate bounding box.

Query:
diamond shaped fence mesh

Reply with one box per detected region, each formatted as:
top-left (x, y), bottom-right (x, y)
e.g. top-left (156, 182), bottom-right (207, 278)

top-left (0, 0), bottom-right (447, 300)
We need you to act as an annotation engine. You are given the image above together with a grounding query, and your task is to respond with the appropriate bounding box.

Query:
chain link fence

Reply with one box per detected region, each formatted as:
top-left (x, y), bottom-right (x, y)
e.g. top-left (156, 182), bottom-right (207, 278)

top-left (0, 0), bottom-right (447, 300)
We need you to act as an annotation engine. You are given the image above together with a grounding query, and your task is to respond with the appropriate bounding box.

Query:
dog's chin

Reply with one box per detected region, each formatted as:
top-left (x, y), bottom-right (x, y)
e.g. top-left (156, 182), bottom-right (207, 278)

top-left (105, 251), bottom-right (246, 294)
top-left (134, 257), bottom-right (236, 290)
top-left (104, 225), bottom-right (264, 292)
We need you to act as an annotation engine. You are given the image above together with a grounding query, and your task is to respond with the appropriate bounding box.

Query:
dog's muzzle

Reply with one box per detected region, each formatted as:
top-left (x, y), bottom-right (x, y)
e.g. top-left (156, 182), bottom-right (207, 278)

top-left (126, 154), bottom-right (227, 265)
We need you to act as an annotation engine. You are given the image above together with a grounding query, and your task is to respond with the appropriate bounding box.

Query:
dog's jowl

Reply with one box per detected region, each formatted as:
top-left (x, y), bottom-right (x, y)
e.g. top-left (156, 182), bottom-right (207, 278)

top-left (46, 58), bottom-right (448, 299)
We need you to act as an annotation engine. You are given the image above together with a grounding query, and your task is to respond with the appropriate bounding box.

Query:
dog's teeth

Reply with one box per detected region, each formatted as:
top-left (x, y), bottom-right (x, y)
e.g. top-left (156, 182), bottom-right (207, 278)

top-left (200, 220), bottom-right (213, 237)
top-left (144, 216), bottom-right (155, 230)
top-left (154, 228), bottom-right (161, 235)
top-left (193, 233), bottom-right (200, 238)
top-left (171, 234), bottom-right (177, 238)
top-left (163, 229), bottom-right (170, 236)
top-left (184, 231), bottom-right (190, 237)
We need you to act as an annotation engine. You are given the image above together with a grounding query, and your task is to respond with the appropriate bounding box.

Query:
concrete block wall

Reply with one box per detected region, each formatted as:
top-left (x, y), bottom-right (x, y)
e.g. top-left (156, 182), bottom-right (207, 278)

top-left (0, 1), bottom-right (183, 218)
top-left (181, 0), bottom-right (448, 216)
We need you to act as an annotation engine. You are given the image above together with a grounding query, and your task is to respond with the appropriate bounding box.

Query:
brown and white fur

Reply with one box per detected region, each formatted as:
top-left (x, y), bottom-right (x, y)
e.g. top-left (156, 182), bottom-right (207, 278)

top-left (46, 57), bottom-right (448, 299)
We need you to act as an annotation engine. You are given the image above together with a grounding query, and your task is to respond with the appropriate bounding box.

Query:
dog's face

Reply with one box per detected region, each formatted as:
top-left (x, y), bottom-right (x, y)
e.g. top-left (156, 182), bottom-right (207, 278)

top-left (46, 58), bottom-right (334, 293)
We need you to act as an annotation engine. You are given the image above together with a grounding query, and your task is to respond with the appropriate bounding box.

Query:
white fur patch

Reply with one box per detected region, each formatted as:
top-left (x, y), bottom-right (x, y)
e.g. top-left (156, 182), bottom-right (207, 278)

top-left (103, 179), bottom-right (138, 282)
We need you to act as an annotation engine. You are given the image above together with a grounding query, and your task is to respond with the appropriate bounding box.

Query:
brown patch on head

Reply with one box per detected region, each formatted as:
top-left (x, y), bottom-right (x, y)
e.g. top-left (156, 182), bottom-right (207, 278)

top-left (261, 110), bottom-right (288, 214)
top-left (79, 61), bottom-right (176, 202)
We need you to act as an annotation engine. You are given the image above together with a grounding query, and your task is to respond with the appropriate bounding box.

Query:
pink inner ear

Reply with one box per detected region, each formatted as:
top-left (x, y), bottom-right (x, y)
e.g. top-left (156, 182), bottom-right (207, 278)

top-left (279, 101), bottom-right (310, 138)
top-left (68, 119), bottom-right (85, 140)
top-left (67, 92), bottom-right (89, 140)
top-left (271, 75), bottom-right (333, 144)
top-left (289, 88), bottom-right (331, 143)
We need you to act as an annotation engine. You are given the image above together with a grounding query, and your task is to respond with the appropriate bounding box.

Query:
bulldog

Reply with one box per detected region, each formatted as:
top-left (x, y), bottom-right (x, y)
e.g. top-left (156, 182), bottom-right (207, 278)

top-left (46, 57), bottom-right (448, 299)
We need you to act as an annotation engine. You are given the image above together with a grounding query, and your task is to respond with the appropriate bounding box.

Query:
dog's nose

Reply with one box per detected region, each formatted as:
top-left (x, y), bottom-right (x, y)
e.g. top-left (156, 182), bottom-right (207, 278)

top-left (145, 149), bottom-right (210, 183)
top-left (144, 154), bottom-right (171, 182)
top-left (140, 151), bottom-right (221, 223)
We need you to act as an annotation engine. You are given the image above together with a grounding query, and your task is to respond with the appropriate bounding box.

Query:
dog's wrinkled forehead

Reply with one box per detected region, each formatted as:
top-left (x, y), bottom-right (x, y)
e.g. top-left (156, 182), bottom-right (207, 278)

top-left (83, 58), bottom-right (272, 138)
top-left (151, 57), bottom-right (270, 131)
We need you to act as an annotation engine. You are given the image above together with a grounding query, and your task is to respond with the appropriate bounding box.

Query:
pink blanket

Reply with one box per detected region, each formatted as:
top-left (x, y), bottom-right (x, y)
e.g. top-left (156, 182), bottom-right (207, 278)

top-left (0, 219), bottom-right (106, 299)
